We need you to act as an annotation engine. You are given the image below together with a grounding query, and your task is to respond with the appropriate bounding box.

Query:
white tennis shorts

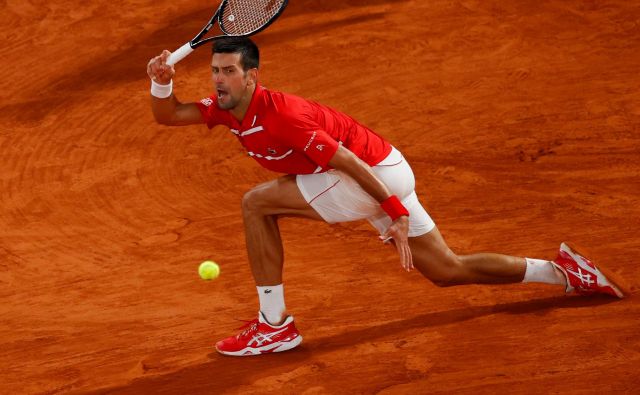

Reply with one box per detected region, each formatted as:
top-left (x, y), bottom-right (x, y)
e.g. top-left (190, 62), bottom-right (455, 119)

top-left (296, 146), bottom-right (436, 237)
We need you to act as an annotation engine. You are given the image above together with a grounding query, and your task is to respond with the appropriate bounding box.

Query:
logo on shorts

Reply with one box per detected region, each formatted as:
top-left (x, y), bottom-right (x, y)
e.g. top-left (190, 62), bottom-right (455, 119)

top-left (316, 144), bottom-right (325, 151)
top-left (267, 148), bottom-right (277, 155)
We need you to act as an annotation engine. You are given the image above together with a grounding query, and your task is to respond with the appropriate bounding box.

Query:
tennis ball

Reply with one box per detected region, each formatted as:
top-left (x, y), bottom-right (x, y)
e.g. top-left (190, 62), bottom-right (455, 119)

top-left (198, 260), bottom-right (220, 280)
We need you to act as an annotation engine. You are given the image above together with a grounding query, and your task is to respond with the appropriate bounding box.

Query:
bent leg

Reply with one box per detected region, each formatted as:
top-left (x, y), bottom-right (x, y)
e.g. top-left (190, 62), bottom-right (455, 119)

top-left (409, 227), bottom-right (527, 286)
top-left (242, 175), bottom-right (323, 286)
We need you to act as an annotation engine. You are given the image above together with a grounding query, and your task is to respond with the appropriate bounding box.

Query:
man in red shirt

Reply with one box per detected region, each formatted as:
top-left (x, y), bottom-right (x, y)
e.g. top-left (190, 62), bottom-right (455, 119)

top-left (147, 37), bottom-right (623, 356)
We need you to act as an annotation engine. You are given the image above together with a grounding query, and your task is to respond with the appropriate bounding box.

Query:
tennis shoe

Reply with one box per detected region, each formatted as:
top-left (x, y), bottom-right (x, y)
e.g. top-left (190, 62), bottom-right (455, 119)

top-left (215, 312), bottom-right (302, 356)
top-left (552, 242), bottom-right (624, 298)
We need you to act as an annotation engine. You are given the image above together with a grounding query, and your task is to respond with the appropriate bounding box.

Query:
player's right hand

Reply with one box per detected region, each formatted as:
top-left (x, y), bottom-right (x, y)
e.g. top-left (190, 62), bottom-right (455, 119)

top-left (147, 50), bottom-right (175, 84)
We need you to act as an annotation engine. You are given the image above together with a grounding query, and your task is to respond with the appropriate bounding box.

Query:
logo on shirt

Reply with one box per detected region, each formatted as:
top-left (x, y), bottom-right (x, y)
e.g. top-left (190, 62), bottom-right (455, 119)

top-left (200, 98), bottom-right (213, 107)
top-left (303, 131), bottom-right (317, 152)
top-left (316, 144), bottom-right (325, 151)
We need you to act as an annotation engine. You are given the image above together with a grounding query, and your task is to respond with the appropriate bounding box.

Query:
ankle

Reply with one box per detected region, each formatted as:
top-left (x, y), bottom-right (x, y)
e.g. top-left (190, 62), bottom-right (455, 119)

top-left (263, 313), bottom-right (287, 326)
top-left (257, 284), bottom-right (286, 325)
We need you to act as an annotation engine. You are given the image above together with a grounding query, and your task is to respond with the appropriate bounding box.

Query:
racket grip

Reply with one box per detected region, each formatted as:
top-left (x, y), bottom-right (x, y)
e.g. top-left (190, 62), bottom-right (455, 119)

top-left (166, 43), bottom-right (194, 66)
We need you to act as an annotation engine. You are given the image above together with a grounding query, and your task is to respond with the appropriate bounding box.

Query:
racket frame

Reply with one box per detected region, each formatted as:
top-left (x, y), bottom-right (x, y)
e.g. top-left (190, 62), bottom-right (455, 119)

top-left (166, 0), bottom-right (288, 66)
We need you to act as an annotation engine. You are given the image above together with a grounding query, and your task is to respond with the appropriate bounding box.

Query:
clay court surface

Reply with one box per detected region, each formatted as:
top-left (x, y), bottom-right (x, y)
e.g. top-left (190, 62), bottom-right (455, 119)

top-left (2, 0), bottom-right (640, 393)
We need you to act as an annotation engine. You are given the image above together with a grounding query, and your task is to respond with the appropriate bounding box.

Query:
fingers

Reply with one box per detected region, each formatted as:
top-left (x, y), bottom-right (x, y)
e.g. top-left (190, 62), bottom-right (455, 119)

top-left (382, 217), bottom-right (413, 272)
top-left (146, 58), bottom-right (158, 81)
top-left (397, 242), bottom-right (408, 271)
top-left (405, 243), bottom-right (414, 270)
top-left (147, 51), bottom-right (175, 83)
top-left (397, 241), bottom-right (413, 272)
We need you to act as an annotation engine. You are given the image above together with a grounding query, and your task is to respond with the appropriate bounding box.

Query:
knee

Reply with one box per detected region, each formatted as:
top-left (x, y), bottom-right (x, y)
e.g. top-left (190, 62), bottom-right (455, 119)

top-left (241, 187), bottom-right (268, 216)
top-left (431, 274), bottom-right (461, 288)
top-left (421, 253), bottom-right (468, 287)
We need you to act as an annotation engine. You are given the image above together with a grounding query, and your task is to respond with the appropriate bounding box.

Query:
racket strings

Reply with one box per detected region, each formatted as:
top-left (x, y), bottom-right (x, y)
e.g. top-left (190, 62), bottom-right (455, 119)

top-left (221, 0), bottom-right (285, 35)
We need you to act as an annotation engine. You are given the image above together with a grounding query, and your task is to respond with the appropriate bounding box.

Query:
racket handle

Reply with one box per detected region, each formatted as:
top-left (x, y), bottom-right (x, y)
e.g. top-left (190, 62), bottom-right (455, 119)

top-left (166, 43), bottom-right (194, 66)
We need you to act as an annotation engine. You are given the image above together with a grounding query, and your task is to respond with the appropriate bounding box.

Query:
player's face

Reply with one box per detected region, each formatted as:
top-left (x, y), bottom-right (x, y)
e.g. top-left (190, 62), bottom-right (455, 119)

top-left (211, 52), bottom-right (255, 110)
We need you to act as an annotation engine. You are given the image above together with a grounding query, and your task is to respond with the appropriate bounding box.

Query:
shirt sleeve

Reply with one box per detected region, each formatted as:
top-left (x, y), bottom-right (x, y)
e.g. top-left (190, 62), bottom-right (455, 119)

top-left (273, 122), bottom-right (339, 167)
top-left (296, 129), bottom-right (340, 167)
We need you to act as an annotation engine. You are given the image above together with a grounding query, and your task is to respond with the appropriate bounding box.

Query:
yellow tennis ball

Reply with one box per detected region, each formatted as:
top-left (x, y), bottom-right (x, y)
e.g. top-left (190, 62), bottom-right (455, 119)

top-left (198, 260), bottom-right (220, 280)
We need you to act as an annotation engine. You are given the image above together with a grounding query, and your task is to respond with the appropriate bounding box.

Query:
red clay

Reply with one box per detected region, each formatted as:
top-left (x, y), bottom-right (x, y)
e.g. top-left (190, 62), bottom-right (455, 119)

top-left (1, 0), bottom-right (639, 393)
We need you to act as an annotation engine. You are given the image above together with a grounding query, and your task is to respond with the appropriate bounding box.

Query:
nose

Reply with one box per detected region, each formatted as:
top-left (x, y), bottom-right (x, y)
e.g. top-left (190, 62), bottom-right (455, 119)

top-left (212, 72), bottom-right (223, 84)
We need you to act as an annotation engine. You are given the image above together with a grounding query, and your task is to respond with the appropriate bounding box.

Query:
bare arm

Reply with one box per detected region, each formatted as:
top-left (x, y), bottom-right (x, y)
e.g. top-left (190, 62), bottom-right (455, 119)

top-left (147, 50), bottom-right (205, 126)
top-left (328, 145), bottom-right (413, 271)
top-left (151, 94), bottom-right (204, 126)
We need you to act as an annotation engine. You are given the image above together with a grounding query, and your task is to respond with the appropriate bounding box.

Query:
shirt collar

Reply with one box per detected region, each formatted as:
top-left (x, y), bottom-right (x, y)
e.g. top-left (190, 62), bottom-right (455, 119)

top-left (239, 83), bottom-right (265, 129)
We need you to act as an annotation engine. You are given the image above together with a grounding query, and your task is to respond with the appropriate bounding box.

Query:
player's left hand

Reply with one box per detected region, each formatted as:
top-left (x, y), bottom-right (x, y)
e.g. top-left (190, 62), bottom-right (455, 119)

top-left (381, 216), bottom-right (413, 272)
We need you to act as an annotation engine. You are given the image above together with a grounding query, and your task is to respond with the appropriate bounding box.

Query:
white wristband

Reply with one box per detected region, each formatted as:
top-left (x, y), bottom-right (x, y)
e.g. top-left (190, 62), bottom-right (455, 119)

top-left (150, 79), bottom-right (173, 98)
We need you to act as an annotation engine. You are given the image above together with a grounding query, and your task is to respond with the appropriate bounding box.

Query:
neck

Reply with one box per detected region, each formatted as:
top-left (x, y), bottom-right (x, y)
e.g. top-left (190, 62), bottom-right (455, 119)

top-left (230, 83), bottom-right (257, 122)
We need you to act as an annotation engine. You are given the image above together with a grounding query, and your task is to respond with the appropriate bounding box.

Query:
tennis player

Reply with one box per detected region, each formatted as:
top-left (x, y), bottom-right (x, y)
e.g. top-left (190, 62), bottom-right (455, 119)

top-left (147, 37), bottom-right (624, 357)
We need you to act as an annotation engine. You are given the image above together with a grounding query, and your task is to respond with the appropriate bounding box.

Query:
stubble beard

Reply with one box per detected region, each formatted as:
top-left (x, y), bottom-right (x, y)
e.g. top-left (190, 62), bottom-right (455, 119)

top-left (217, 97), bottom-right (236, 110)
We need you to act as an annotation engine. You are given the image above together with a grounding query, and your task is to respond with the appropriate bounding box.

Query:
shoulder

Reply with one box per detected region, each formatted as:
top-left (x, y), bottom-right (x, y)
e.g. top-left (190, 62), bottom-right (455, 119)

top-left (262, 89), bottom-right (314, 123)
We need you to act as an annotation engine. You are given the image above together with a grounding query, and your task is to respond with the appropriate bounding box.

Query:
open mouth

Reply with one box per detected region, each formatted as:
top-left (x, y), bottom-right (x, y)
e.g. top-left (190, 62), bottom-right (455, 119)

top-left (217, 88), bottom-right (228, 100)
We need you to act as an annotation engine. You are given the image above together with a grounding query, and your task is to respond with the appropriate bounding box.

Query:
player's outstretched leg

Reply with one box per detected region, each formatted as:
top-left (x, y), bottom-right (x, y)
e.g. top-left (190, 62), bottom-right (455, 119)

top-left (407, 227), bottom-right (529, 285)
top-left (408, 227), bottom-right (624, 298)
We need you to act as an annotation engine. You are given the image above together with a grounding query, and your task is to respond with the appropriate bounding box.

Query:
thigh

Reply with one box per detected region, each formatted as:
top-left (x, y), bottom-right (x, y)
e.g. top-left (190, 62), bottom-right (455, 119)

top-left (296, 147), bottom-right (423, 225)
top-left (296, 169), bottom-right (379, 223)
top-left (368, 191), bottom-right (436, 237)
top-left (368, 149), bottom-right (436, 236)
top-left (245, 175), bottom-right (325, 220)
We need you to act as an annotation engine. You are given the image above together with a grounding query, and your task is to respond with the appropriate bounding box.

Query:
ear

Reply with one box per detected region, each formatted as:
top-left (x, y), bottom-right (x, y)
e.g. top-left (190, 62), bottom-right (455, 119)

top-left (247, 68), bottom-right (258, 85)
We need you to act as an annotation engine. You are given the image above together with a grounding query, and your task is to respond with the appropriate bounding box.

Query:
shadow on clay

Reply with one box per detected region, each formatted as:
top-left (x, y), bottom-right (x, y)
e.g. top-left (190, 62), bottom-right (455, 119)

top-left (87, 295), bottom-right (619, 394)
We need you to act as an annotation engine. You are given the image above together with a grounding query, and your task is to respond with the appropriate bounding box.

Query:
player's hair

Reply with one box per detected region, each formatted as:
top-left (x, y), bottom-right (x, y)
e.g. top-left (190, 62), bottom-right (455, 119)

top-left (212, 37), bottom-right (260, 71)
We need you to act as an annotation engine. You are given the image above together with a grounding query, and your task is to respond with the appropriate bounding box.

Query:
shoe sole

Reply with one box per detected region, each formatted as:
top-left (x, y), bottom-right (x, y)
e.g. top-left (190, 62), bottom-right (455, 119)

top-left (216, 335), bottom-right (303, 357)
top-left (561, 242), bottom-right (626, 298)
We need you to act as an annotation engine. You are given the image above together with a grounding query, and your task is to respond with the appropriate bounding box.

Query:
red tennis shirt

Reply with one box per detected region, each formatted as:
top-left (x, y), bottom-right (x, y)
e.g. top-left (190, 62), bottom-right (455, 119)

top-left (196, 84), bottom-right (391, 174)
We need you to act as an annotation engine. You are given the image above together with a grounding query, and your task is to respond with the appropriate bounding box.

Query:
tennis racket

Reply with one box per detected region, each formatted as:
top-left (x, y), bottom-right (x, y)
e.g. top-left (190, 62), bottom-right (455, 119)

top-left (166, 0), bottom-right (288, 66)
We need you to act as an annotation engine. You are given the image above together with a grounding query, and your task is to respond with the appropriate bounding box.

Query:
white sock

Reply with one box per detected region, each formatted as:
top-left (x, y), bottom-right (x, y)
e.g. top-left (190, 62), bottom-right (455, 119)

top-left (257, 284), bottom-right (286, 325)
top-left (523, 258), bottom-right (566, 285)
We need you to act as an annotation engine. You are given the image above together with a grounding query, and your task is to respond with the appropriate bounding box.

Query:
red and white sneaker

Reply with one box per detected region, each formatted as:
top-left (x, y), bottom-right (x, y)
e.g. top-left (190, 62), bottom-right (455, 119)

top-left (552, 242), bottom-right (624, 298)
top-left (215, 312), bottom-right (303, 356)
